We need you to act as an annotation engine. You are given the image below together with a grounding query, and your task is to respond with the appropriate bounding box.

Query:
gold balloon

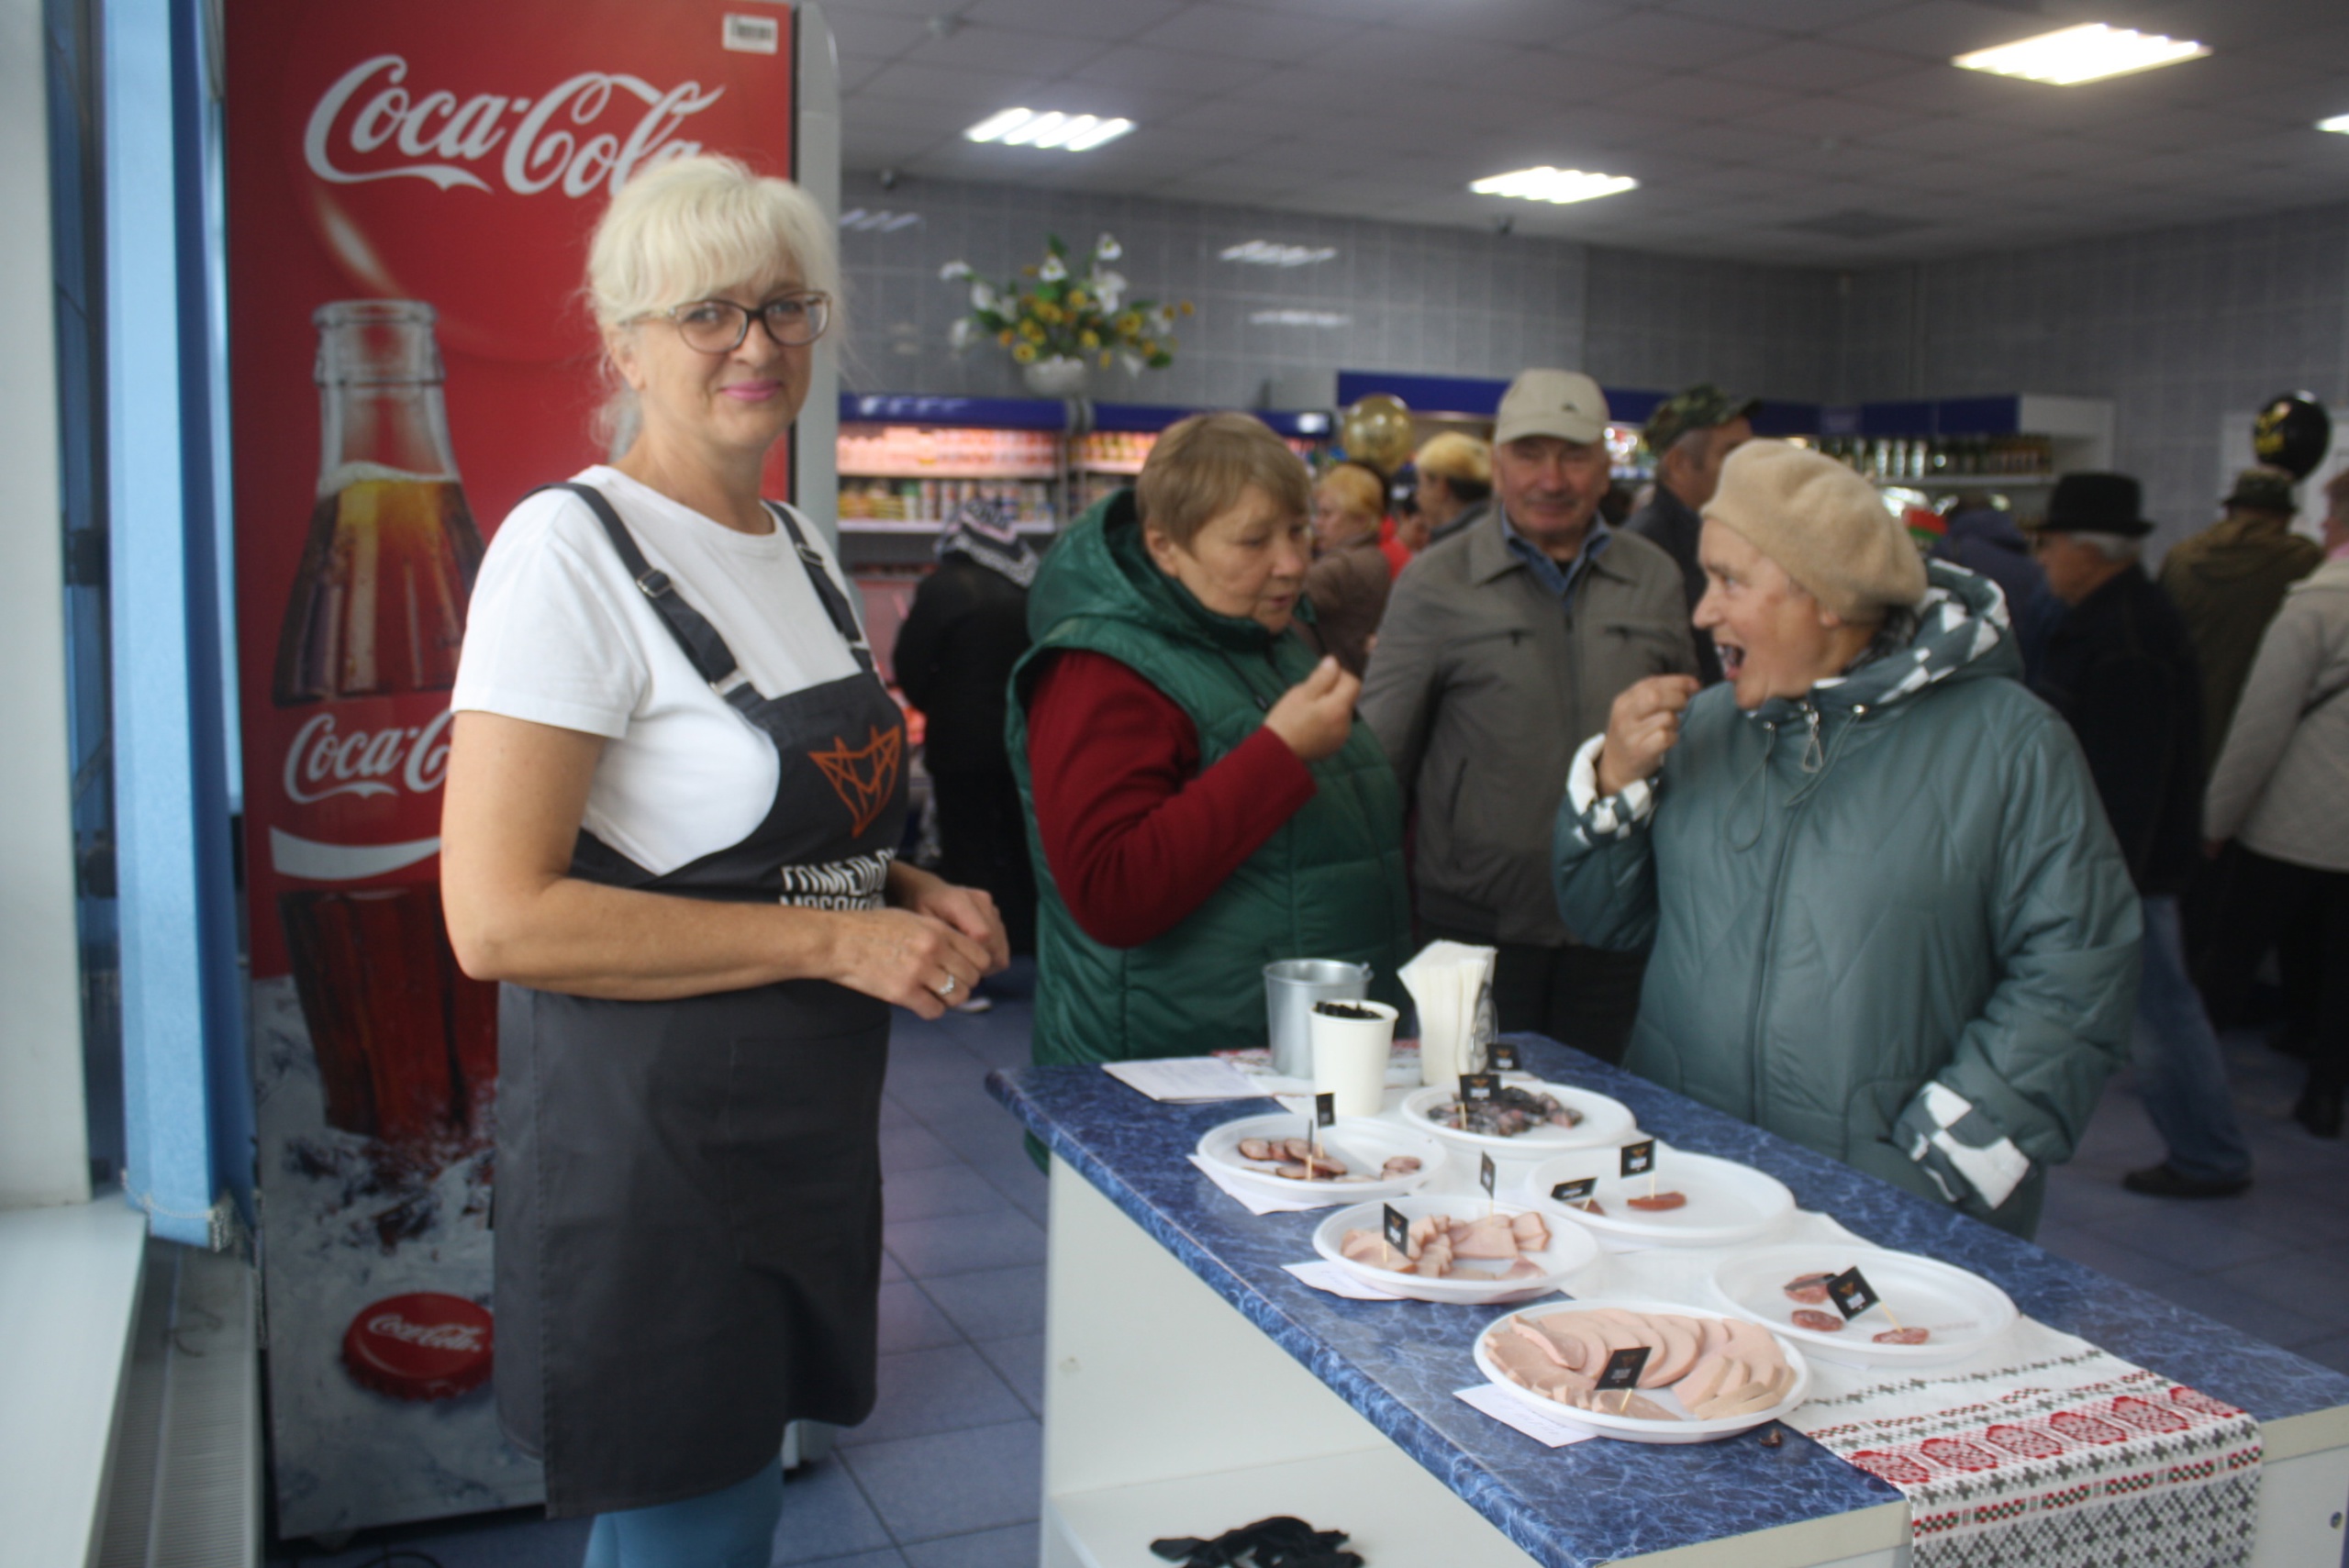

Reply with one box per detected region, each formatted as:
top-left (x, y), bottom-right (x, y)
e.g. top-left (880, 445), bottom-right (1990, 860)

top-left (1340, 394), bottom-right (1414, 475)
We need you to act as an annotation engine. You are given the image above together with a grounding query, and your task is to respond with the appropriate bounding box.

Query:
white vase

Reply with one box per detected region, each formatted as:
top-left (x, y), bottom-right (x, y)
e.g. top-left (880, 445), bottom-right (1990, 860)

top-left (1021, 356), bottom-right (1090, 397)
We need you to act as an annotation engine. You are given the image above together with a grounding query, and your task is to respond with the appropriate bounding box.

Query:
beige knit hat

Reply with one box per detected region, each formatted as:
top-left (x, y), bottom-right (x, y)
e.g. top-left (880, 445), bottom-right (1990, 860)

top-left (1700, 439), bottom-right (1926, 620)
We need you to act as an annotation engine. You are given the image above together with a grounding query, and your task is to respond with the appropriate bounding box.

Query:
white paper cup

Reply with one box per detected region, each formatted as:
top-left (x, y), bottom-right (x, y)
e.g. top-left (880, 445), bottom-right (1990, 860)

top-left (1310, 999), bottom-right (1398, 1118)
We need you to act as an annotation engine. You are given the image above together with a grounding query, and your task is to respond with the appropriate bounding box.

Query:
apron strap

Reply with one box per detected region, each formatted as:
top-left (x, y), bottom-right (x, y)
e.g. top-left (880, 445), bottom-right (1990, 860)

top-left (763, 501), bottom-right (878, 676)
top-left (537, 484), bottom-right (876, 712)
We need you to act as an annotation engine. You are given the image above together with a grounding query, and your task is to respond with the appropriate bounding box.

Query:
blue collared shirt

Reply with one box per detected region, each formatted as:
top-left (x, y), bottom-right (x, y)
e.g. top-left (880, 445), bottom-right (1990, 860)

top-left (1501, 508), bottom-right (1613, 603)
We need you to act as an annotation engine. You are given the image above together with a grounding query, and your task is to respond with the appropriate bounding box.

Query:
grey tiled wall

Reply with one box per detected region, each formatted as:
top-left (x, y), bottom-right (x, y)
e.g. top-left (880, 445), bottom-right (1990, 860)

top-left (1834, 201), bottom-right (2349, 557)
top-left (840, 172), bottom-right (2349, 559)
top-left (836, 171), bottom-right (1840, 413)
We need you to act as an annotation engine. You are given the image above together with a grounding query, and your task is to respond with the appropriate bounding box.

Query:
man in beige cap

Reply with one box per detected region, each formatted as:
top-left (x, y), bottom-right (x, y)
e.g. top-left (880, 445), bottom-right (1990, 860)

top-left (1553, 440), bottom-right (2139, 1237)
top-left (1362, 369), bottom-right (1697, 1062)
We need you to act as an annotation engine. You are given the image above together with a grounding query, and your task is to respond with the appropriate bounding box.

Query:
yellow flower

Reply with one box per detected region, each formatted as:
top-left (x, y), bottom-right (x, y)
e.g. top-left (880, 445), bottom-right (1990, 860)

top-left (1179, 301), bottom-right (1195, 317)
top-left (1115, 311), bottom-right (1142, 336)
top-left (997, 329), bottom-right (1015, 347)
top-left (1019, 318), bottom-right (1046, 342)
top-left (1079, 329), bottom-right (1100, 350)
top-left (1067, 289), bottom-right (1088, 310)
top-left (1035, 301), bottom-right (1062, 325)
top-left (1013, 341), bottom-right (1038, 363)
top-left (1141, 339), bottom-right (1159, 357)
top-left (1098, 351), bottom-right (1113, 367)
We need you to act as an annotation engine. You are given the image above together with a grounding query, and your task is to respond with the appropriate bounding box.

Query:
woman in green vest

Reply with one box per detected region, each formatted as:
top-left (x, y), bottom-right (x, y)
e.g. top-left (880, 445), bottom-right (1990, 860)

top-left (1008, 413), bottom-right (1410, 1069)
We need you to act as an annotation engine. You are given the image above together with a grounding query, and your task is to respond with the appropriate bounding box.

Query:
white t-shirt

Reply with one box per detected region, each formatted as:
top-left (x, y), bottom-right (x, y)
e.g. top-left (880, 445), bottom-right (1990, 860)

top-left (451, 466), bottom-right (864, 876)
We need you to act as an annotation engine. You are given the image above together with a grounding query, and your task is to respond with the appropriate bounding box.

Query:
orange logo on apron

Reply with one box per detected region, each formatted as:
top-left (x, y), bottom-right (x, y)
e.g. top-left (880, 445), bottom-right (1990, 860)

top-left (810, 726), bottom-right (902, 837)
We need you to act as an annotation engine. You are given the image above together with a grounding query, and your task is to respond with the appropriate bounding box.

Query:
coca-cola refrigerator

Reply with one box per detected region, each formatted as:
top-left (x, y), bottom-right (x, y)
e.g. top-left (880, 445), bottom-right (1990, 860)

top-left (225, 0), bottom-right (838, 1538)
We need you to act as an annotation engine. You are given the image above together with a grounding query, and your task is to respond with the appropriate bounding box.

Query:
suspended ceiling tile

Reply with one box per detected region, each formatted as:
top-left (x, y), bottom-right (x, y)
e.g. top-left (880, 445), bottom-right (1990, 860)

top-left (953, 0), bottom-right (1189, 41)
top-left (1134, 2), bottom-right (1360, 61)
top-left (1383, 0), bottom-right (1642, 48)
top-left (1569, 10), bottom-right (1789, 69)
top-left (1735, 95), bottom-right (1913, 140)
top-left (1818, 1), bottom-right (2065, 61)
top-left (1062, 44), bottom-right (1283, 95)
top-left (1705, 39), bottom-right (1919, 92)
top-left (1659, 0), bottom-right (1911, 32)
top-left (1598, 73), bottom-right (1805, 122)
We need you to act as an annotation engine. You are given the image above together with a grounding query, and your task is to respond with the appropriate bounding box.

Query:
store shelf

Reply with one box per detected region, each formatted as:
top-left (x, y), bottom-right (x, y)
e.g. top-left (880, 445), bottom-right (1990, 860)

top-left (840, 464), bottom-right (1061, 480)
top-left (1870, 473), bottom-right (2057, 487)
top-left (1074, 461), bottom-right (1147, 475)
top-left (839, 519), bottom-right (1057, 534)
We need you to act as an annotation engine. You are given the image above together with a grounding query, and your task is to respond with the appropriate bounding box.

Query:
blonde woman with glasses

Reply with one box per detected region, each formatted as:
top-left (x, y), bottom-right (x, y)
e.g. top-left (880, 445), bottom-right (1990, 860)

top-left (440, 155), bottom-right (1006, 1563)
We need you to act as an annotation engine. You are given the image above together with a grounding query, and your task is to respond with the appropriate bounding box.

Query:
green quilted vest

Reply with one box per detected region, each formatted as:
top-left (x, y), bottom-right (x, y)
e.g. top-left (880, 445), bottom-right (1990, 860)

top-left (1007, 491), bottom-right (1410, 1068)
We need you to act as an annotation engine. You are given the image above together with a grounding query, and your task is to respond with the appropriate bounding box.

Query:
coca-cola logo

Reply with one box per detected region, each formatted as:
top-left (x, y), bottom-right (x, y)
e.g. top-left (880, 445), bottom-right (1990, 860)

top-left (273, 3), bottom-right (795, 361)
top-left (366, 1312), bottom-right (485, 1353)
top-left (303, 54), bottom-right (722, 198)
top-left (284, 708), bottom-right (455, 805)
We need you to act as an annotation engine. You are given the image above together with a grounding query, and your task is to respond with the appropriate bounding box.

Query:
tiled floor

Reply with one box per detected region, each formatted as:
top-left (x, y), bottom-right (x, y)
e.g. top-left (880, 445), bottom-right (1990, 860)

top-left (267, 987), bottom-right (2349, 1566)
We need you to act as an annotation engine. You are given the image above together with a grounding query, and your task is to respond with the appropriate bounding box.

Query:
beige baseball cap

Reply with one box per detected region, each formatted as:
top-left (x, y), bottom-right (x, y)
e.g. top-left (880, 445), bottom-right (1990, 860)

top-left (1494, 369), bottom-right (1610, 447)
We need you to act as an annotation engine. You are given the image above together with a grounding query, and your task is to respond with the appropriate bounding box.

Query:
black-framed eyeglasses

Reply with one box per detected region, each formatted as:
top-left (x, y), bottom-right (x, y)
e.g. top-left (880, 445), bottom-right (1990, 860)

top-left (642, 292), bottom-right (832, 352)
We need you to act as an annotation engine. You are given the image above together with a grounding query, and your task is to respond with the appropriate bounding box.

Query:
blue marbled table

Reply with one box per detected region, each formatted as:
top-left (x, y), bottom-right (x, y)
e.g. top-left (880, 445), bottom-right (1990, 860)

top-left (989, 1035), bottom-right (2349, 1568)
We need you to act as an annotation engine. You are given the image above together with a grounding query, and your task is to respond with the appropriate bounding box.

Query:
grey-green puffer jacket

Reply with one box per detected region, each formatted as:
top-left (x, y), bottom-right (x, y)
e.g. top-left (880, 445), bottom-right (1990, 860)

top-left (1553, 564), bottom-right (2140, 1237)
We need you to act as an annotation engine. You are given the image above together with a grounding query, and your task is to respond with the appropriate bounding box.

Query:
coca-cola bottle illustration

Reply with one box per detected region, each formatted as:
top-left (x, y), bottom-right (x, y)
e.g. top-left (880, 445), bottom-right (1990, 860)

top-left (274, 300), bottom-right (495, 1155)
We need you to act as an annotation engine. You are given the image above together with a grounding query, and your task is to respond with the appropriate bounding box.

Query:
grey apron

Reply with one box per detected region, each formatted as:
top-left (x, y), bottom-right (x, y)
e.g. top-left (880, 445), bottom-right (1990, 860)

top-left (495, 484), bottom-right (907, 1518)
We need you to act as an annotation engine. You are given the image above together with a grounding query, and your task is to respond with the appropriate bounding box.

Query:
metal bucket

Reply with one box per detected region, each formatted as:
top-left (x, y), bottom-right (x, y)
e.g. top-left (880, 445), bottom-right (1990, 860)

top-left (1264, 959), bottom-right (1373, 1078)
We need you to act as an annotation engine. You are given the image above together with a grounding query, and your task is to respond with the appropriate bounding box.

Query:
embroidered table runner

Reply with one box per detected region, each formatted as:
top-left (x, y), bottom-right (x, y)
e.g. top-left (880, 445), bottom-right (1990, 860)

top-left (1580, 1212), bottom-right (2264, 1568)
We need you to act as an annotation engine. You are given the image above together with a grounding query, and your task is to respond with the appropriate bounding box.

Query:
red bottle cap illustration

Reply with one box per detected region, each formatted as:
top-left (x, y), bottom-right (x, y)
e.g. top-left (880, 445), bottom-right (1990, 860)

top-left (341, 1293), bottom-right (493, 1401)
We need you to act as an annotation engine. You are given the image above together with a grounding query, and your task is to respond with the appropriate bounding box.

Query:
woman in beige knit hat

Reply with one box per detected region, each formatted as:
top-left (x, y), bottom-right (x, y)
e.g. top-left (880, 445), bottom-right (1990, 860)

top-left (1554, 440), bottom-right (2140, 1238)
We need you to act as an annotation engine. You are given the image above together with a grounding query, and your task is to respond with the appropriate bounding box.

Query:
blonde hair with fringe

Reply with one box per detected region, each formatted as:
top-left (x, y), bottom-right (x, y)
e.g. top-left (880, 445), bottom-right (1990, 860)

top-left (1137, 413), bottom-right (1312, 549)
top-left (585, 154), bottom-right (841, 453)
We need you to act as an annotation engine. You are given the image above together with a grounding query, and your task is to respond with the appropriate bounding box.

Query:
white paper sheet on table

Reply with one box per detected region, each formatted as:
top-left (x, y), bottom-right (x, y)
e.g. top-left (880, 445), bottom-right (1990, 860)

top-left (1453, 1384), bottom-right (1599, 1448)
top-left (1185, 1154), bottom-right (1346, 1214)
top-left (1103, 1057), bottom-right (1264, 1103)
top-left (1281, 1260), bottom-right (1407, 1300)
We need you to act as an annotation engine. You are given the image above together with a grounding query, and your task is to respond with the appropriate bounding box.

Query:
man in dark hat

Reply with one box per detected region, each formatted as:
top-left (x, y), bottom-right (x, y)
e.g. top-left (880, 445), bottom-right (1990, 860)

top-left (1625, 384), bottom-right (1757, 685)
top-left (2032, 473), bottom-right (2254, 1199)
top-left (2159, 465), bottom-right (2321, 776)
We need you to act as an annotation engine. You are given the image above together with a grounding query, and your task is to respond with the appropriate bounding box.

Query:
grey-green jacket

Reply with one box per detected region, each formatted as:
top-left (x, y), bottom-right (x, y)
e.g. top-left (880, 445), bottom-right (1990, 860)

top-left (1362, 508), bottom-right (1697, 945)
top-left (1553, 564), bottom-right (2140, 1237)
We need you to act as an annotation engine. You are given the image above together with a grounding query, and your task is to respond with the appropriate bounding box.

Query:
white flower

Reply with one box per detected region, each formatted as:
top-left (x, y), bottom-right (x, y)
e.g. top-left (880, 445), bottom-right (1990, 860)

top-left (1120, 350), bottom-right (1143, 375)
top-left (1152, 306), bottom-right (1174, 335)
top-left (1093, 270), bottom-right (1127, 311)
top-left (1038, 254), bottom-right (1068, 283)
top-left (970, 282), bottom-right (998, 312)
top-left (940, 260), bottom-right (973, 281)
top-left (1095, 233), bottom-right (1122, 261)
top-left (949, 318), bottom-right (977, 351)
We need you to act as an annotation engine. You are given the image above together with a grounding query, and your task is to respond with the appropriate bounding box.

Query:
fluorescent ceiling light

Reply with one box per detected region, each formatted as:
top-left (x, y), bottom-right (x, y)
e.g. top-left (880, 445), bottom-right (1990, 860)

top-left (1469, 166), bottom-right (1637, 205)
top-left (1221, 240), bottom-right (1339, 267)
top-left (963, 107), bottom-right (1134, 151)
top-left (1954, 23), bottom-right (2209, 85)
top-left (839, 208), bottom-right (921, 233)
top-left (1248, 309), bottom-right (1351, 327)
top-left (2320, 113), bottom-right (2349, 135)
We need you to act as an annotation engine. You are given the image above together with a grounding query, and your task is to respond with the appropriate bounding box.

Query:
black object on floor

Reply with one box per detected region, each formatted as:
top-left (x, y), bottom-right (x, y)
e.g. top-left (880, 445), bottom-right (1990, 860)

top-left (2121, 1162), bottom-right (2254, 1198)
top-left (1151, 1514), bottom-right (1364, 1567)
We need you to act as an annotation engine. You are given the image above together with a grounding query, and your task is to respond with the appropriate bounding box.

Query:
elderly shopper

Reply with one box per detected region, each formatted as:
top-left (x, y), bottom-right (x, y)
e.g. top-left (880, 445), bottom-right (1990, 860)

top-left (1625, 384), bottom-right (1758, 686)
top-left (1010, 413), bottom-right (1410, 1071)
top-left (1412, 431), bottom-right (1494, 547)
top-left (440, 157), bottom-right (1008, 1559)
top-left (2200, 467), bottom-right (2349, 1139)
top-left (2161, 465), bottom-right (2322, 776)
top-left (1553, 440), bottom-right (2139, 1237)
top-left (1363, 370), bottom-right (1697, 1062)
top-left (894, 496), bottom-right (1041, 965)
top-left (2030, 474), bottom-right (2252, 1199)
top-left (1304, 462), bottom-right (1396, 674)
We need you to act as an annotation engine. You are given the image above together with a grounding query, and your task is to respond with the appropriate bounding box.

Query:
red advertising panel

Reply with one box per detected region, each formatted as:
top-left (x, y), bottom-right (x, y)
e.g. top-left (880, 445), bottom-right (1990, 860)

top-left (227, 0), bottom-right (805, 1535)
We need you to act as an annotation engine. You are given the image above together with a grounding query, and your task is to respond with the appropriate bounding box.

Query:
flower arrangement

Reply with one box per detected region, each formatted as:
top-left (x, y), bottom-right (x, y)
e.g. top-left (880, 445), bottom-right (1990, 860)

top-left (941, 233), bottom-right (1192, 376)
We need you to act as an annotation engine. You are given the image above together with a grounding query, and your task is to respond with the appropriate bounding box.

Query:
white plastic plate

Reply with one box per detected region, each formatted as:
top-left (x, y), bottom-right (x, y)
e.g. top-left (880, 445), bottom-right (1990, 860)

top-left (1309, 1196), bottom-right (1598, 1305)
top-left (1194, 1113), bottom-right (1446, 1202)
top-left (1472, 1297), bottom-right (1811, 1443)
top-left (1709, 1241), bottom-right (2018, 1368)
top-left (1398, 1080), bottom-right (1635, 1158)
top-left (1522, 1147), bottom-right (1797, 1249)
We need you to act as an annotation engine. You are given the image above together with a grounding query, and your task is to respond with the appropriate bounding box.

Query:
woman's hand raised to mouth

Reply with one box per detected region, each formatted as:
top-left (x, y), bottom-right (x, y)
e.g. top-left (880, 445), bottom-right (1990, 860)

top-left (1596, 675), bottom-right (1701, 797)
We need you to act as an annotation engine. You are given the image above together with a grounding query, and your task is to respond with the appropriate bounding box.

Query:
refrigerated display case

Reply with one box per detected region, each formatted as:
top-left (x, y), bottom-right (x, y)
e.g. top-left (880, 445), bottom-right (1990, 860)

top-left (1071, 404), bottom-right (1331, 514)
top-left (834, 394), bottom-right (1068, 681)
top-left (1814, 394), bottom-right (2114, 515)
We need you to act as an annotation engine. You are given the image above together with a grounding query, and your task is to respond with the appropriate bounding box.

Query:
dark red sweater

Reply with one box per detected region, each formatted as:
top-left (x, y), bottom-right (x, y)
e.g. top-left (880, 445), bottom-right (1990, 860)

top-left (1025, 650), bottom-right (1316, 948)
